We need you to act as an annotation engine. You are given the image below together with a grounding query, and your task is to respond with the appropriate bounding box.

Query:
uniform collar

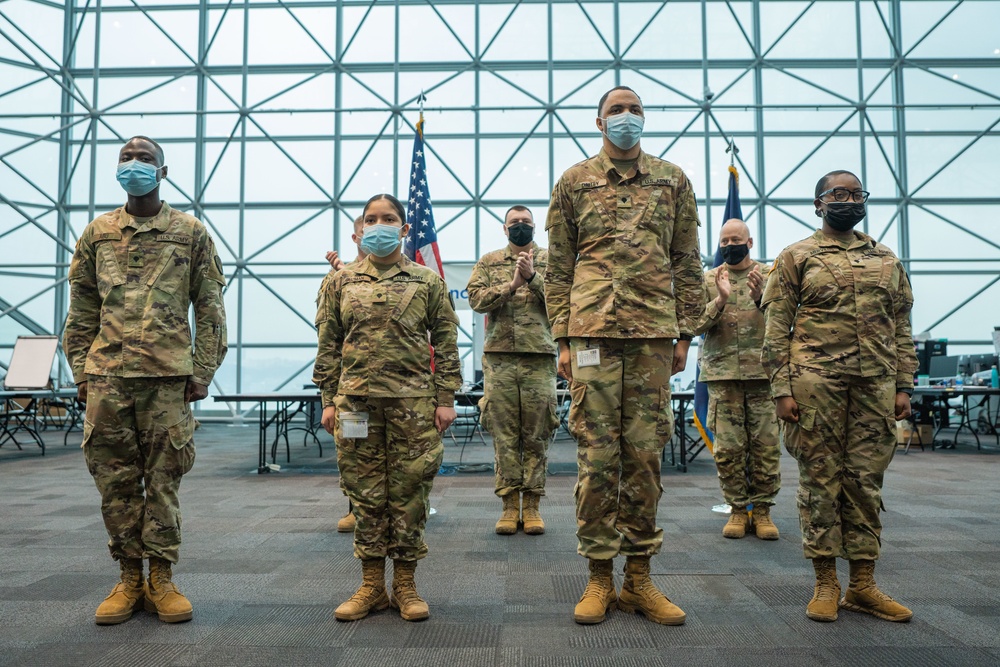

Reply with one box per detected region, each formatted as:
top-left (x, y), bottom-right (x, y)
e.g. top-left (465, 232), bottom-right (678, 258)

top-left (502, 240), bottom-right (539, 260)
top-left (596, 148), bottom-right (651, 180)
top-left (812, 228), bottom-right (876, 251)
top-left (119, 201), bottom-right (171, 233)
top-left (356, 254), bottom-right (412, 280)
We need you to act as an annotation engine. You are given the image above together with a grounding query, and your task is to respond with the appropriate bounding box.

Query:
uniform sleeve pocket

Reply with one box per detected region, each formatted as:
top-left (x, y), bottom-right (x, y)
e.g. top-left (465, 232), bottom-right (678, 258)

top-left (167, 411), bottom-right (195, 450)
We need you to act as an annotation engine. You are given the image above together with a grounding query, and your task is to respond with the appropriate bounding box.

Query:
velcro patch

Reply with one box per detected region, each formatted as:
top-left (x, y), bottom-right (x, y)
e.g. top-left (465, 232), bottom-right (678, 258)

top-left (392, 275), bottom-right (425, 282)
top-left (95, 232), bottom-right (122, 241)
top-left (343, 275), bottom-right (373, 283)
top-left (573, 180), bottom-right (607, 191)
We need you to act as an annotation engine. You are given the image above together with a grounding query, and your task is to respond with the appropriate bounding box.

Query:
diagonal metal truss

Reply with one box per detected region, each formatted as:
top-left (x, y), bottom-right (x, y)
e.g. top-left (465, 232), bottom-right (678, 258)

top-left (1, 0), bottom-right (999, 412)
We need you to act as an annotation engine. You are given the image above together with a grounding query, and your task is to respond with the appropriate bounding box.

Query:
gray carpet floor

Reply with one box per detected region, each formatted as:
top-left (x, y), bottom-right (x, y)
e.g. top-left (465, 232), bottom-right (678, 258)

top-left (1, 420), bottom-right (999, 667)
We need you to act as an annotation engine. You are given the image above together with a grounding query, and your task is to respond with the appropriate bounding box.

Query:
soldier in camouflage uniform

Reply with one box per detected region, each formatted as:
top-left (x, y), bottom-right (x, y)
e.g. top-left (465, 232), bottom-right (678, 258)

top-left (693, 219), bottom-right (781, 540)
top-left (314, 194), bottom-right (461, 623)
top-left (546, 87), bottom-right (704, 626)
top-left (761, 170), bottom-right (917, 624)
top-left (467, 205), bottom-right (558, 536)
top-left (318, 214), bottom-right (366, 534)
top-left (64, 136), bottom-right (227, 625)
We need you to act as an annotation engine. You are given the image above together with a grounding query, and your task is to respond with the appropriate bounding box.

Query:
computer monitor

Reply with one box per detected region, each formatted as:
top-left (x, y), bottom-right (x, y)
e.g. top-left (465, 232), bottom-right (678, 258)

top-left (968, 353), bottom-right (998, 374)
top-left (928, 354), bottom-right (959, 379)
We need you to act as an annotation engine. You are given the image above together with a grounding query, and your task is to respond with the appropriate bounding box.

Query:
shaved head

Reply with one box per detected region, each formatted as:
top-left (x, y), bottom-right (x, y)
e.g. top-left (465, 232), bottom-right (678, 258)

top-left (720, 218), bottom-right (750, 243)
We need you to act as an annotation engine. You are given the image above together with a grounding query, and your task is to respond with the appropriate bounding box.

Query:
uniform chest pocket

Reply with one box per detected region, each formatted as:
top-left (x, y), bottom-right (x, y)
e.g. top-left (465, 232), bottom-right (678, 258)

top-left (391, 282), bottom-right (426, 334)
top-left (146, 243), bottom-right (191, 298)
top-left (343, 283), bottom-right (373, 327)
top-left (861, 255), bottom-right (897, 293)
top-left (800, 253), bottom-right (849, 306)
top-left (94, 242), bottom-right (126, 299)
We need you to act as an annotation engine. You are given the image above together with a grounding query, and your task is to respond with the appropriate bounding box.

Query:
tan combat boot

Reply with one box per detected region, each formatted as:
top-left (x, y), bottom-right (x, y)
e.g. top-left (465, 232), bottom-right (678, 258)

top-left (337, 502), bottom-right (356, 533)
top-left (390, 560), bottom-right (430, 622)
top-left (752, 505), bottom-right (780, 540)
top-left (335, 557), bottom-right (389, 621)
top-left (723, 507), bottom-right (750, 539)
top-left (495, 492), bottom-right (520, 535)
top-left (617, 556), bottom-right (686, 625)
top-left (143, 557), bottom-right (193, 623)
top-left (806, 557), bottom-right (841, 622)
top-left (521, 492), bottom-right (545, 535)
top-left (95, 558), bottom-right (144, 625)
top-left (573, 559), bottom-right (617, 624)
top-left (840, 559), bottom-right (913, 622)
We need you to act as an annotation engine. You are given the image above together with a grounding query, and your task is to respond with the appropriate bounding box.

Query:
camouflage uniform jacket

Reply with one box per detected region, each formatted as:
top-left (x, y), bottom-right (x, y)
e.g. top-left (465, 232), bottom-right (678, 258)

top-left (545, 148), bottom-right (704, 340)
top-left (313, 255), bottom-right (462, 408)
top-left (64, 202), bottom-right (228, 386)
top-left (760, 229), bottom-right (917, 398)
top-left (693, 261), bottom-right (770, 382)
top-left (466, 242), bottom-right (555, 355)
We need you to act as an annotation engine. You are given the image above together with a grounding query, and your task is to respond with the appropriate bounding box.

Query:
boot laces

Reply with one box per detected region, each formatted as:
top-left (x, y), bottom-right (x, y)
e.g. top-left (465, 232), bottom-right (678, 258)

top-left (817, 571), bottom-right (839, 598)
top-left (581, 576), bottom-right (611, 601)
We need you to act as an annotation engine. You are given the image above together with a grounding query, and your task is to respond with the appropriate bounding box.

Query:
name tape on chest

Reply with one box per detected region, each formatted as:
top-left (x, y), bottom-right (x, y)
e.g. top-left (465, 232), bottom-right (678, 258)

top-left (573, 179), bottom-right (607, 191)
top-left (640, 177), bottom-right (678, 188)
top-left (94, 232), bottom-right (123, 242)
top-left (156, 234), bottom-right (192, 244)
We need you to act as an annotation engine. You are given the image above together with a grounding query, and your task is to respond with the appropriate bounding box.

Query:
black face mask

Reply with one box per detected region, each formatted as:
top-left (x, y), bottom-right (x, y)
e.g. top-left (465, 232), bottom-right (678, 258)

top-left (824, 202), bottom-right (867, 232)
top-left (508, 223), bottom-right (534, 247)
top-left (720, 243), bottom-right (749, 266)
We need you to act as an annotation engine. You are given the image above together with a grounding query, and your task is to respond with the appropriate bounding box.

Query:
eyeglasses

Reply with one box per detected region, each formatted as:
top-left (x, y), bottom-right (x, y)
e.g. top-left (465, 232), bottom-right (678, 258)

top-left (818, 187), bottom-right (870, 203)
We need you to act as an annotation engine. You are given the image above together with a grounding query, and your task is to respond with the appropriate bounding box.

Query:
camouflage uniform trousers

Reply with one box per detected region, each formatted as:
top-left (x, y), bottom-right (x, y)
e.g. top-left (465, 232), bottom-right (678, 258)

top-left (481, 352), bottom-right (559, 498)
top-left (82, 375), bottom-right (195, 564)
top-left (706, 379), bottom-right (780, 510)
top-left (333, 395), bottom-right (444, 561)
top-left (784, 364), bottom-right (897, 561)
top-left (567, 338), bottom-right (674, 560)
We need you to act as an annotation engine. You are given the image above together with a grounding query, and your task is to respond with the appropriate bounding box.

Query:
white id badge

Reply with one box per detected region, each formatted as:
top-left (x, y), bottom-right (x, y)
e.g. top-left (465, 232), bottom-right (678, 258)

top-left (577, 347), bottom-right (601, 368)
top-left (340, 412), bottom-right (369, 439)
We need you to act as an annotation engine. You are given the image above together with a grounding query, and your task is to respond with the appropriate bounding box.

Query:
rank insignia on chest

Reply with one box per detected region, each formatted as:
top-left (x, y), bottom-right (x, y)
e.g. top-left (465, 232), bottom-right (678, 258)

top-left (371, 291), bottom-right (387, 304)
top-left (128, 252), bottom-right (144, 268)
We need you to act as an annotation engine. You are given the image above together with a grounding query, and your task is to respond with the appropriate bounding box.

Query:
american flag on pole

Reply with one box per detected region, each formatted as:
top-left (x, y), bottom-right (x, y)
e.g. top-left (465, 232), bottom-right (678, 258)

top-left (404, 111), bottom-right (444, 279)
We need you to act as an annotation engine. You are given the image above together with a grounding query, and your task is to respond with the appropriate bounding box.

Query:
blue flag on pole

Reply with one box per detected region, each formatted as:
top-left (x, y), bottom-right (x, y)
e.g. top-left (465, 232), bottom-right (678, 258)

top-left (691, 165), bottom-right (743, 452)
top-left (404, 114), bottom-right (444, 279)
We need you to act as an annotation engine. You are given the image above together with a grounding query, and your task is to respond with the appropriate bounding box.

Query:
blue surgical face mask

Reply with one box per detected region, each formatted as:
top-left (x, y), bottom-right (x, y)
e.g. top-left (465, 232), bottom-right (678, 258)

top-left (602, 111), bottom-right (644, 150)
top-left (360, 224), bottom-right (404, 258)
top-left (116, 160), bottom-right (163, 196)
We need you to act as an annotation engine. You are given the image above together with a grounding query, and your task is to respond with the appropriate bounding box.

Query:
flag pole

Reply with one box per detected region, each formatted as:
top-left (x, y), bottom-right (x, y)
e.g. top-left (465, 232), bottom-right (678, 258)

top-left (417, 91), bottom-right (426, 138)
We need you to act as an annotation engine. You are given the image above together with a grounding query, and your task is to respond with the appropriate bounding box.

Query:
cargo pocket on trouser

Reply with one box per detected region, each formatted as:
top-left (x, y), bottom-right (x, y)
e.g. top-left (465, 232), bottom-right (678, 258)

top-left (567, 381), bottom-right (587, 441)
top-left (783, 404), bottom-right (816, 461)
top-left (656, 386), bottom-right (674, 442)
top-left (332, 395), bottom-right (362, 494)
top-left (478, 396), bottom-right (491, 433)
top-left (167, 411), bottom-right (196, 475)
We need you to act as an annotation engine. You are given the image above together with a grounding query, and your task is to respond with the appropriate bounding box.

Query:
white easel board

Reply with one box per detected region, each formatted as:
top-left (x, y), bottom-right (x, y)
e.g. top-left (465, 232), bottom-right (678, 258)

top-left (3, 335), bottom-right (59, 390)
